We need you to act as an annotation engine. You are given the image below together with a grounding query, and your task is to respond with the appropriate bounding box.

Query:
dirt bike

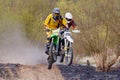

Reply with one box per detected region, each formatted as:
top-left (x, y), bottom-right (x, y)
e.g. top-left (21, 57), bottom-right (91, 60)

top-left (46, 27), bottom-right (80, 69)
top-left (47, 28), bottom-right (63, 70)
top-left (60, 29), bottom-right (80, 66)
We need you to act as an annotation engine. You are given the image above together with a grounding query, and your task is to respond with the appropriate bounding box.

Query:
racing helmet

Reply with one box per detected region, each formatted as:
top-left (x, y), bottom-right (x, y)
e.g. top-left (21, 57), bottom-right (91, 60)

top-left (52, 8), bottom-right (61, 21)
top-left (65, 12), bottom-right (73, 23)
top-left (52, 7), bottom-right (60, 14)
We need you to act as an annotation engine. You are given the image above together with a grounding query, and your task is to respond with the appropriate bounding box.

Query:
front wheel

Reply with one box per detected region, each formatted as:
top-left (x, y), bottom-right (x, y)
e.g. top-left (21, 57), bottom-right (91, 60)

top-left (47, 42), bottom-right (56, 70)
top-left (48, 56), bottom-right (53, 70)
top-left (65, 47), bottom-right (73, 66)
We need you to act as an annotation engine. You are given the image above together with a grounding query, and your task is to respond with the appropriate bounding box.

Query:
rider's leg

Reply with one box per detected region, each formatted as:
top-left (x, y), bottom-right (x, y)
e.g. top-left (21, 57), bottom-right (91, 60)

top-left (45, 31), bottom-right (51, 55)
top-left (45, 37), bottom-right (51, 55)
top-left (59, 30), bottom-right (64, 51)
top-left (61, 39), bottom-right (64, 50)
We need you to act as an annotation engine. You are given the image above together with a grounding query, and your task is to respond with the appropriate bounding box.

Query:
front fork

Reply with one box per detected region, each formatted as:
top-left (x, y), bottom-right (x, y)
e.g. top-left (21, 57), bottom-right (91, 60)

top-left (64, 39), bottom-right (72, 56)
top-left (56, 37), bottom-right (60, 56)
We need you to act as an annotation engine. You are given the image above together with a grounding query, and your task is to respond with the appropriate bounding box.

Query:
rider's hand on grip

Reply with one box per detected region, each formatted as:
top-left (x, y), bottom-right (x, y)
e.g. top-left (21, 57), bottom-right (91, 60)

top-left (45, 27), bottom-right (50, 32)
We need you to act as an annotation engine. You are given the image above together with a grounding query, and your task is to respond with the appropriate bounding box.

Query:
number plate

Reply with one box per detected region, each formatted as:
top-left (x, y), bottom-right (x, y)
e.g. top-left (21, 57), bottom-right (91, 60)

top-left (64, 32), bottom-right (71, 36)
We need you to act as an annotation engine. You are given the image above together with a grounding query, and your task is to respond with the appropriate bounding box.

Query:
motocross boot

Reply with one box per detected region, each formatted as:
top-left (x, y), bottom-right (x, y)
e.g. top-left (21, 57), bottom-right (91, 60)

top-left (45, 37), bottom-right (51, 55)
top-left (45, 42), bottom-right (50, 55)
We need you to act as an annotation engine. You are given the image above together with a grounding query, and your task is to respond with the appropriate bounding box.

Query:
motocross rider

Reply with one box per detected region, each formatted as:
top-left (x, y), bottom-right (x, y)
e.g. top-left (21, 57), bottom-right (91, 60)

top-left (65, 12), bottom-right (77, 29)
top-left (44, 7), bottom-right (68, 55)
top-left (59, 12), bottom-right (78, 51)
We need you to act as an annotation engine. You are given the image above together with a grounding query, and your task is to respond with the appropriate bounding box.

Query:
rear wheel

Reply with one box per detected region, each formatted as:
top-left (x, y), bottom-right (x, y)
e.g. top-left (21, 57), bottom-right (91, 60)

top-left (65, 47), bottom-right (73, 66)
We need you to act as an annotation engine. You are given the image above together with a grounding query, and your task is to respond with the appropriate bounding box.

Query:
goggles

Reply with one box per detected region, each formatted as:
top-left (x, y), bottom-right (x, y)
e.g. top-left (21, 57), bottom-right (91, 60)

top-left (66, 18), bottom-right (72, 21)
top-left (54, 13), bottom-right (60, 16)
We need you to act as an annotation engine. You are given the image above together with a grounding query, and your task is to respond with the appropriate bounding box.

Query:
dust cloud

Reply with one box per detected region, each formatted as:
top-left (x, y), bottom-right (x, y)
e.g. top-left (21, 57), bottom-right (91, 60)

top-left (0, 20), bottom-right (47, 65)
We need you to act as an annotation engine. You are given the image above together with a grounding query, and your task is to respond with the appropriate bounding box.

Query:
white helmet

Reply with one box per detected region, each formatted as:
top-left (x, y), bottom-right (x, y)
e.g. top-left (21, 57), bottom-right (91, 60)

top-left (65, 12), bottom-right (73, 19)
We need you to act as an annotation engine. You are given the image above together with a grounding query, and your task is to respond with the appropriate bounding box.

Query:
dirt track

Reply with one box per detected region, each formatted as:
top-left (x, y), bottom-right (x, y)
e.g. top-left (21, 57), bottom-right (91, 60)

top-left (0, 63), bottom-right (120, 80)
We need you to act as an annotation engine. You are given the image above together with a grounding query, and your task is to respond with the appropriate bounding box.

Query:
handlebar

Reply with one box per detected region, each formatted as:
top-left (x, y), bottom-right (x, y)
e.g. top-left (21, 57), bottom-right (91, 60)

top-left (72, 29), bottom-right (80, 33)
top-left (45, 28), bottom-right (68, 32)
top-left (45, 28), bottom-right (80, 34)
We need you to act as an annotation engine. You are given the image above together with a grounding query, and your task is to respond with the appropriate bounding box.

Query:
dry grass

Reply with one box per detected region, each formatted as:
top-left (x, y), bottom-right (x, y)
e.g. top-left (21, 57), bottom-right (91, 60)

top-left (92, 48), bottom-right (120, 72)
top-left (0, 64), bottom-right (64, 80)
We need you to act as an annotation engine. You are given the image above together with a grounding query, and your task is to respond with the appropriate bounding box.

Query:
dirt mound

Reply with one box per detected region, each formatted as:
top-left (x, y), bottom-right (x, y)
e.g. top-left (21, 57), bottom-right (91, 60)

top-left (0, 63), bottom-right (64, 80)
top-left (0, 63), bottom-right (120, 80)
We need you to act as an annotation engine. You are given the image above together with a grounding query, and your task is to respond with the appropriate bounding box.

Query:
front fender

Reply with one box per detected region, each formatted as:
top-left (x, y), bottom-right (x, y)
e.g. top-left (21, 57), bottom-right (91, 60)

top-left (66, 36), bottom-right (74, 43)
